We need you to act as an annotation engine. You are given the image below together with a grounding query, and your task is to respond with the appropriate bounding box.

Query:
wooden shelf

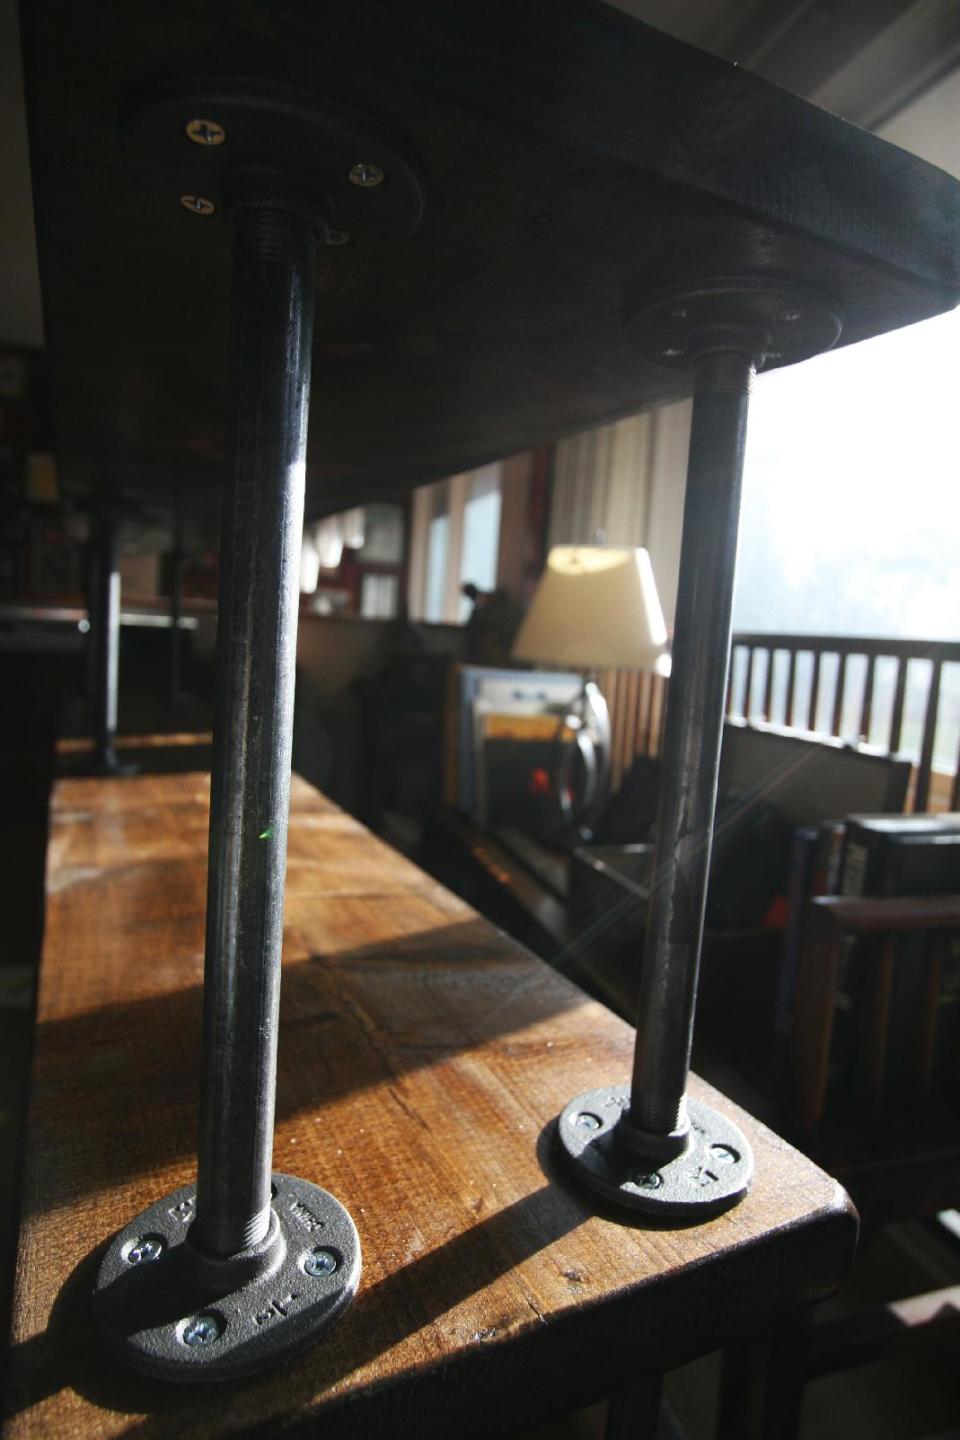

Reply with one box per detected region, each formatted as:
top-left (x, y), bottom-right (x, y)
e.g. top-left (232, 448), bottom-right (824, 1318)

top-left (4, 768), bottom-right (856, 1437)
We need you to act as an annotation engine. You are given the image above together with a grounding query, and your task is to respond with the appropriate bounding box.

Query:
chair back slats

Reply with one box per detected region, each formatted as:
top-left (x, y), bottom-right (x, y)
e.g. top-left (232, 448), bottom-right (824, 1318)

top-left (791, 895), bottom-right (960, 1152)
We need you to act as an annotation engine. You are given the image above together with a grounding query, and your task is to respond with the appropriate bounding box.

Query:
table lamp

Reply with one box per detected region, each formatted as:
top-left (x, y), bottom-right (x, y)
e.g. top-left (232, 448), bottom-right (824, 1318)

top-left (510, 544), bottom-right (670, 834)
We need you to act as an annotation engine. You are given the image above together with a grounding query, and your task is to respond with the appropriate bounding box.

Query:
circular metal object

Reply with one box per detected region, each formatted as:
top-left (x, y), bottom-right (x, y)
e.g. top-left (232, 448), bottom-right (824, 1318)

top-left (625, 278), bottom-right (842, 372)
top-left (180, 194), bottom-right (215, 216)
top-left (557, 1086), bottom-right (753, 1217)
top-left (124, 80), bottom-right (423, 239)
top-left (185, 117), bottom-right (226, 147)
top-left (94, 1172), bottom-right (361, 1381)
top-left (349, 161), bottom-right (385, 188)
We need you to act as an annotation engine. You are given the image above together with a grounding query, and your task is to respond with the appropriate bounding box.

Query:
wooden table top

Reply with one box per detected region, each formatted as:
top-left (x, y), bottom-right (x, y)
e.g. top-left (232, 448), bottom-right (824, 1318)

top-left (23, 0), bottom-right (960, 512)
top-left (4, 768), bottom-right (856, 1438)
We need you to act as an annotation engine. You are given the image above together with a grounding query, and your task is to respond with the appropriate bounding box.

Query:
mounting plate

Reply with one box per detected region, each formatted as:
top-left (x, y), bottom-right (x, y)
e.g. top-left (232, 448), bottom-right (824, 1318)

top-left (94, 1171), bottom-right (361, 1381)
top-left (85, 757), bottom-right (139, 779)
top-left (557, 1087), bottom-right (753, 1218)
top-left (626, 278), bottom-right (842, 371)
top-left (122, 78), bottom-right (424, 242)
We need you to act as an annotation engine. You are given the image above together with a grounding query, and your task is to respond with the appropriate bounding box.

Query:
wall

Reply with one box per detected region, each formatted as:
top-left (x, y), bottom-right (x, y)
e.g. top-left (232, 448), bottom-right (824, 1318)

top-left (877, 62), bottom-right (960, 176)
top-left (547, 400), bottom-right (690, 626)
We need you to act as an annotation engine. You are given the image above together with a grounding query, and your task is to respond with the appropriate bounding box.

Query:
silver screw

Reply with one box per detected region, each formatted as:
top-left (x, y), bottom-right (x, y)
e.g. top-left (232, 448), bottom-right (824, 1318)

top-left (669, 307), bottom-right (688, 321)
top-left (778, 309), bottom-right (802, 323)
top-left (303, 1248), bottom-right (338, 1277)
top-left (185, 118), bottom-right (226, 147)
top-left (576, 1111), bottom-right (601, 1131)
top-left (180, 194), bottom-right (215, 216)
top-left (632, 1171), bottom-right (663, 1190)
top-left (182, 1314), bottom-right (221, 1347)
top-left (710, 1143), bottom-right (739, 1165)
top-left (349, 162), bottom-right (385, 188)
top-left (128, 1237), bottom-right (163, 1265)
top-left (324, 229), bottom-right (350, 247)
top-left (658, 347), bottom-right (685, 361)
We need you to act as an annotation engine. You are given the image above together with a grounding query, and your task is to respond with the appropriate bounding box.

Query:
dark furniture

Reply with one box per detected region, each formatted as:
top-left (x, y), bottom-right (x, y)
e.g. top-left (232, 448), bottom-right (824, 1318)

top-left (424, 723), bottom-right (913, 1023)
top-left (792, 892), bottom-right (960, 1228)
top-left (718, 891), bottom-right (960, 1440)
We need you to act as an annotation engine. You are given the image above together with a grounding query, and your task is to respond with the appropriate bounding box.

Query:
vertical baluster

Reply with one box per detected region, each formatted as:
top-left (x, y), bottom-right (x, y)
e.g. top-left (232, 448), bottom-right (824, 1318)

top-left (650, 672), bottom-right (665, 757)
top-left (626, 669), bottom-right (641, 767)
top-left (604, 669), bottom-right (619, 790)
top-left (613, 669), bottom-right (628, 790)
top-left (657, 679), bottom-right (668, 755)
top-left (859, 653), bottom-right (876, 743)
top-left (831, 652), bottom-right (848, 737)
top-left (914, 660), bottom-right (943, 812)
top-left (889, 657), bottom-right (907, 753)
top-left (638, 671), bottom-right (651, 756)
top-left (762, 646), bottom-right (775, 722)
top-left (743, 646), bottom-right (756, 721)
top-left (808, 647), bottom-right (822, 732)
top-left (785, 647), bottom-right (798, 728)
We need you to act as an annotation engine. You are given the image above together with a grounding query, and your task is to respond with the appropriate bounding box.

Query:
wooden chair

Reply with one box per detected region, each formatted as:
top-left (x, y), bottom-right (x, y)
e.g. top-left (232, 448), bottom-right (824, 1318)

top-left (720, 893), bottom-right (960, 1439)
top-left (791, 892), bottom-right (960, 1230)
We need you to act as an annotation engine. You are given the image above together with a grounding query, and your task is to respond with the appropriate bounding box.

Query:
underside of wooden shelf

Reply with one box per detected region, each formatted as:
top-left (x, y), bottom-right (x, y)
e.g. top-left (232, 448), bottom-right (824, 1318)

top-left (21, 0), bottom-right (960, 515)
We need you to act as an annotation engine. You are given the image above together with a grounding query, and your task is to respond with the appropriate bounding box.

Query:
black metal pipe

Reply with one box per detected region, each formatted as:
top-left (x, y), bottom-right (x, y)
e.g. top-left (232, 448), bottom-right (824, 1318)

top-left (92, 507), bottom-right (121, 770)
top-left (627, 349), bottom-right (754, 1143)
top-left (169, 494), bottom-right (184, 706)
top-left (193, 204), bottom-right (316, 1256)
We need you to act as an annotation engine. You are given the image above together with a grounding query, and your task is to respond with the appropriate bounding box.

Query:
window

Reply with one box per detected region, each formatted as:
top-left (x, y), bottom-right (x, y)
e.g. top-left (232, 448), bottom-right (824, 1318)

top-left (408, 464), bottom-right (503, 623)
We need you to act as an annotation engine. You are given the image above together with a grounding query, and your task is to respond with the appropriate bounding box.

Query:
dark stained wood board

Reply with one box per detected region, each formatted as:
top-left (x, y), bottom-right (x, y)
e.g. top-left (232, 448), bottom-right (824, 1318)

top-left (4, 767), bottom-right (857, 1438)
top-left (21, 0), bottom-right (960, 516)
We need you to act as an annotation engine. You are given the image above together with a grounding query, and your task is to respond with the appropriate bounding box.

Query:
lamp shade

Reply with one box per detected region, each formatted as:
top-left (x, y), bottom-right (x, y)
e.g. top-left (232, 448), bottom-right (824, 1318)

top-left (512, 545), bottom-right (671, 673)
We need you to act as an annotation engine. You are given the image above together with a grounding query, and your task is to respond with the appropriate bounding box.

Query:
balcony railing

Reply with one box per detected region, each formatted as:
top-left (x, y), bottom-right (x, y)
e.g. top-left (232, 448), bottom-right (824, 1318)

top-left (602, 633), bottom-right (960, 813)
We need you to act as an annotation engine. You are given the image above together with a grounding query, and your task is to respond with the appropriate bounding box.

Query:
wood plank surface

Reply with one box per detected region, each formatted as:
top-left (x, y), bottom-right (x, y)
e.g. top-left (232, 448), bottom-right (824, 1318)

top-left (4, 770), bottom-right (856, 1438)
top-left (22, 0), bottom-right (960, 512)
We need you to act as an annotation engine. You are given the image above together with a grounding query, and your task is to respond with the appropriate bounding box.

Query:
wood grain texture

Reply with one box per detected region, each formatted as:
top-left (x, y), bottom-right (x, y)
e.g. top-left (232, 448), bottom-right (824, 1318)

top-left (21, 0), bottom-right (960, 513)
top-left (4, 770), bottom-right (856, 1438)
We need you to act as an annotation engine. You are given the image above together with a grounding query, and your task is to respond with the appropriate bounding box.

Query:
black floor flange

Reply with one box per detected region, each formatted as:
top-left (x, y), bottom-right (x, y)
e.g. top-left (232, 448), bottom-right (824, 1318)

top-left (85, 755), bottom-right (139, 778)
top-left (94, 1172), bottom-right (361, 1381)
top-left (557, 1088), bottom-right (753, 1218)
top-left (626, 277), bottom-right (842, 371)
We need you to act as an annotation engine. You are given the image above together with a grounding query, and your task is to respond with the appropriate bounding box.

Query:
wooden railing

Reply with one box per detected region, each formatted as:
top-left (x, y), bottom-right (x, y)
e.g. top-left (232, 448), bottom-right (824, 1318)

top-left (599, 666), bottom-right (668, 791)
top-left (727, 634), bottom-right (959, 812)
top-left (602, 633), bottom-right (960, 812)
